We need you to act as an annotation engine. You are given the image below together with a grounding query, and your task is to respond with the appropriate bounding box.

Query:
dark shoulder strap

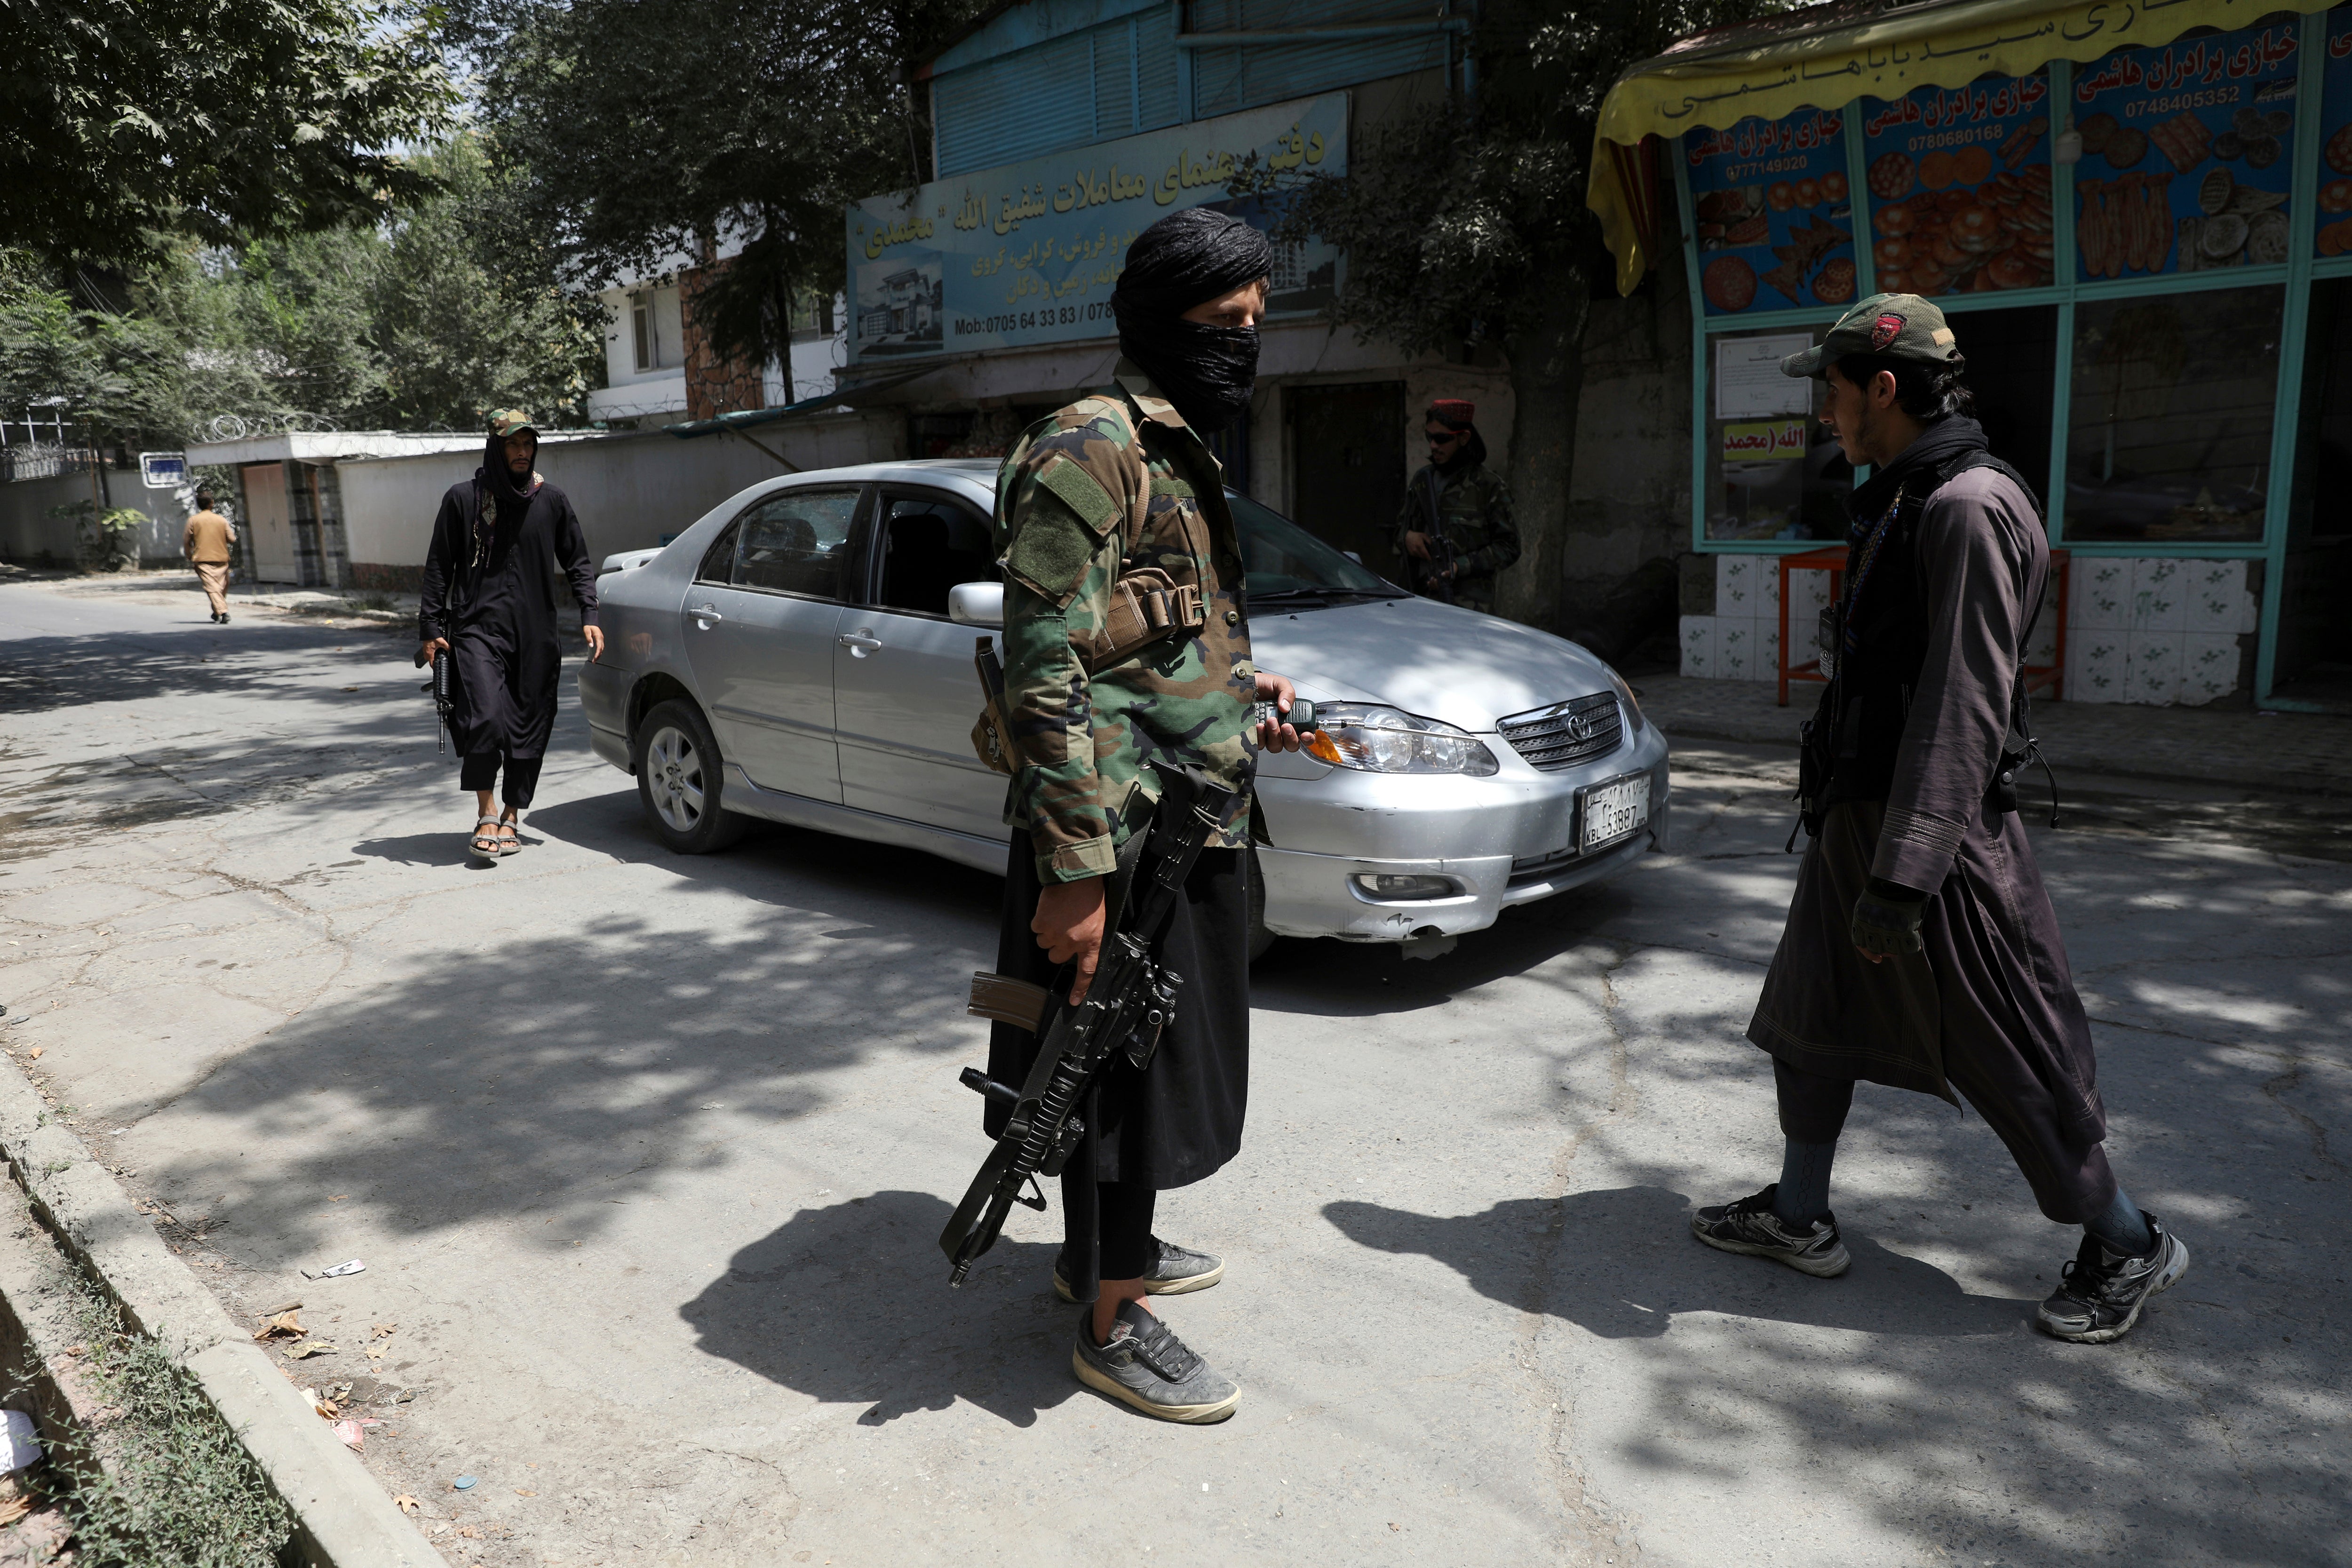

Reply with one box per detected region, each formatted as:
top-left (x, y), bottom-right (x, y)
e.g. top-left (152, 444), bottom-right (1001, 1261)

top-left (1933, 448), bottom-right (2045, 522)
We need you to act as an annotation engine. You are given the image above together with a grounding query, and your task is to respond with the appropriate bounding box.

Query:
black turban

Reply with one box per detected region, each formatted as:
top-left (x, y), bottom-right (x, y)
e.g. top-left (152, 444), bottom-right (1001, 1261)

top-left (1112, 207), bottom-right (1272, 436)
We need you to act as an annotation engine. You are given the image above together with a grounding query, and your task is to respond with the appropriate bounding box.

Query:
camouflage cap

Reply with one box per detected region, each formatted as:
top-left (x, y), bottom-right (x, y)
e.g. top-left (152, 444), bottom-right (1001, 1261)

top-left (1780, 294), bottom-right (1962, 379)
top-left (487, 409), bottom-right (538, 438)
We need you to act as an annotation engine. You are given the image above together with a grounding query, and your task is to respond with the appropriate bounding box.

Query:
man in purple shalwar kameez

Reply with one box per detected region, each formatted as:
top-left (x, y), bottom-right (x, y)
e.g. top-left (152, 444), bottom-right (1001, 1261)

top-left (1689, 294), bottom-right (2192, 1344)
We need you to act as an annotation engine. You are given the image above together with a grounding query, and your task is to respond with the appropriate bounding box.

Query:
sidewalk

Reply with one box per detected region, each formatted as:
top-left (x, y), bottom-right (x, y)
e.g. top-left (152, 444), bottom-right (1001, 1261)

top-left (1637, 673), bottom-right (2352, 796)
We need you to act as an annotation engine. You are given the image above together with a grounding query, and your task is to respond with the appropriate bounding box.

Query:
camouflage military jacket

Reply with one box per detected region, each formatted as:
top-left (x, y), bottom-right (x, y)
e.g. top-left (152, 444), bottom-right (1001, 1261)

top-left (1394, 461), bottom-right (1520, 613)
top-left (993, 363), bottom-right (1257, 883)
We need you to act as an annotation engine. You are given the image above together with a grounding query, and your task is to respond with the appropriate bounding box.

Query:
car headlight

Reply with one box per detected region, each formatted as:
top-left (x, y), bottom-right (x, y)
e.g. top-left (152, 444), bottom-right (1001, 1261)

top-left (1606, 667), bottom-right (1646, 734)
top-left (1302, 703), bottom-right (1499, 776)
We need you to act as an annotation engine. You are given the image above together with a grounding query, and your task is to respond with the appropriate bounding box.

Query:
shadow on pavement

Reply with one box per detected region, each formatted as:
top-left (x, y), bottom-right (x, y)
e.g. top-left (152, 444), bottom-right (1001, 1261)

top-left (0, 618), bottom-right (407, 715)
top-left (680, 1189), bottom-right (1081, 1429)
top-left (1324, 1187), bottom-right (2032, 1340)
top-left (155, 782), bottom-right (1008, 1258)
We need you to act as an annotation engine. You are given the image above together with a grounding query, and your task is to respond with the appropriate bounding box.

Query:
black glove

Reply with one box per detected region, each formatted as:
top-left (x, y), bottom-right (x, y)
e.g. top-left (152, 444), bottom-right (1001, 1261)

top-left (1851, 877), bottom-right (1927, 960)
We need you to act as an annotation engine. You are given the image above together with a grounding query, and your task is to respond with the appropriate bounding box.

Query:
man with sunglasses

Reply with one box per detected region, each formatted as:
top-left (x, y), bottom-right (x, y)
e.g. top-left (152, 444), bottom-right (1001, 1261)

top-left (1396, 398), bottom-right (1518, 613)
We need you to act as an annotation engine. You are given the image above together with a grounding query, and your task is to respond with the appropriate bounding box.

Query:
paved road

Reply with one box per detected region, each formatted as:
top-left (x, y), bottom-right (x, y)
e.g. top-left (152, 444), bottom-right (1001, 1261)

top-left (1, 574), bottom-right (2345, 1567)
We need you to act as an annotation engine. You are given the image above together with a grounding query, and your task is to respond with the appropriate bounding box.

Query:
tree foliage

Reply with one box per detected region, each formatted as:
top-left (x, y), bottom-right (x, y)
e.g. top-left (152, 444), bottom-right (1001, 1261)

top-left (1, 139), bottom-right (598, 447)
top-left (475, 0), bottom-right (987, 368)
top-left (1239, 0), bottom-right (1785, 636)
top-left (0, 0), bottom-right (457, 269)
top-left (1248, 0), bottom-right (1780, 358)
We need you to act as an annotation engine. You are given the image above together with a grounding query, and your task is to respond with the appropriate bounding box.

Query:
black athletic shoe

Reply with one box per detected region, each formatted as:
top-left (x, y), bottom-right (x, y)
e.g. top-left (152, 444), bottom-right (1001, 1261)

top-left (1054, 1237), bottom-right (1224, 1303)
top-left (1071, 1301), bottom-right (1240, 1423)
top-left (2037, 1216), bottom-right (2189, 1343)
top-left (1690, 1185), bottom-right (1851, 1277)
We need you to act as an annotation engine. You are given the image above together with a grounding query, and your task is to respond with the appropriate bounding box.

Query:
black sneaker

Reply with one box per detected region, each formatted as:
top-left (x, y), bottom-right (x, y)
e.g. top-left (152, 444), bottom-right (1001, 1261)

top-left (1071, 1301), bottom-right (1240, 1424)
top-left (1690, 1185), bottom-right (1851, 1278)
top-left (1054, 1237), bottom-right (1223, 1303)
top-left (2037, 1216), bottom-right (2189, 1344)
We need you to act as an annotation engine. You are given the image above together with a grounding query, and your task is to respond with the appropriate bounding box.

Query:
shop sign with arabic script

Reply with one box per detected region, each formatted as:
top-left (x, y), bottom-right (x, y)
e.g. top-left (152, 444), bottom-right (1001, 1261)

top-left (844, 93), bottom-right (1347, 364)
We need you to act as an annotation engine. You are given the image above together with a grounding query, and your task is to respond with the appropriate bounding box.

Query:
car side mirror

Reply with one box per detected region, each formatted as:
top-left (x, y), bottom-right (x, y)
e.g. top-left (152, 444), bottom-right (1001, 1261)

top-left (947, 581), bottom-right (1004, 628)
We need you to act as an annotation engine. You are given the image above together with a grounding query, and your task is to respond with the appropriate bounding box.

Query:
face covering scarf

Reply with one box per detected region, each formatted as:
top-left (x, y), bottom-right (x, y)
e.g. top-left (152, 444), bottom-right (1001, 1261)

top-left (1111, 208), bottom-right (1272, 435)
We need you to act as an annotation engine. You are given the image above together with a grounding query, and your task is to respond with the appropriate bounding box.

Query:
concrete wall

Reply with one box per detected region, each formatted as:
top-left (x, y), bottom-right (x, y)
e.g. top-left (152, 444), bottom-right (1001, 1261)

top-left (1565, 261), bottom-right (1695, 594)
top-left (0, 468), bottom-right (195, 568)
top-left (334, 409), bottom-right (906, 589)
top-left (1678, 553), bottom-right (2262, 707)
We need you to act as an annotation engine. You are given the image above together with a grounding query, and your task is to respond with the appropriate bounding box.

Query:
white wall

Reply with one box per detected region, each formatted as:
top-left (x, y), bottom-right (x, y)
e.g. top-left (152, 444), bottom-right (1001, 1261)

top-left (0, 469), bottom-right (193, 567)
top-left (333, 410), bottom-right (905, 582)
top-left (1676, 553), bottom-right (2260, 707)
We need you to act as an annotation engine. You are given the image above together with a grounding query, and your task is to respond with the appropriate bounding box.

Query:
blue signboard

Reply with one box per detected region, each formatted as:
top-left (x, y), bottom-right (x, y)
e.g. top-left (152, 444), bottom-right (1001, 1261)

top-left (1686, 110), bottom-right (1856, 317)
top-left (1861, 73), bottom-right (2055, 299)
top-left (139, 451), bottom-right (189, 489)
top-left (845, 93), bottom-right (1347, 363)
top-left (2070, 19), bottom-right (2300, 280)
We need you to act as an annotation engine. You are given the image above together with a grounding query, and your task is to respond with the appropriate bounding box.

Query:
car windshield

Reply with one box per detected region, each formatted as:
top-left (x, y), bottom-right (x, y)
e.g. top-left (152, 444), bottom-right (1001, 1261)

top-left (1227, 491), bottom-right (1404, 601)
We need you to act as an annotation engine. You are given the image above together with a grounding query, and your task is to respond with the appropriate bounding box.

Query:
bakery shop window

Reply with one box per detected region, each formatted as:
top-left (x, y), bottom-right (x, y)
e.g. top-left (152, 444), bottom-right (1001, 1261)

top-left (1946, 304), bottom-right (2057, 508)
top-left (1687, 111), bottom-right (1857, 317)
top-left (1861, 72), bottom-right (2056, 300)
top-left (2065, 285), bottom-right (2282, 542)
top-left (2317, 6), bottom-right (2352, 257)
top-left (1704, 327), bottom-right (1851, 542)
top-left (2068, 20), bottom-right (2299, 282)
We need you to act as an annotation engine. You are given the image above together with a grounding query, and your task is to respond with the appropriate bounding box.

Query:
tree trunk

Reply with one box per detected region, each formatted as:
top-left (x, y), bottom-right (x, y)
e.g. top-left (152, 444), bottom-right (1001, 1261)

top-left (1495, 267), bottom-right (1591, 633)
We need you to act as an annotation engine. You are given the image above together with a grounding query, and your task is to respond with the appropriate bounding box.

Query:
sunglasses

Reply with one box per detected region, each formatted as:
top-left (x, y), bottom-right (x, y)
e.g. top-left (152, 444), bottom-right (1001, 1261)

top-left (1426, 430), bottom-right (1464, 446)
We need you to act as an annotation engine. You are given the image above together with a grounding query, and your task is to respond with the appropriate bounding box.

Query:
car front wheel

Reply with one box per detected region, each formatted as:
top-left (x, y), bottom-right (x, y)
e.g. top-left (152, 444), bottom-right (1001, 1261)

top-left (633, 698), bottom-right (747, 854)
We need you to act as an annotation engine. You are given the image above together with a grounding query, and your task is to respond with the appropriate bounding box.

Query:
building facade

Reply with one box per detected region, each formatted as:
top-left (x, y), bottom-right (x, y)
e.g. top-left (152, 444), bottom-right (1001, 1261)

top-left (839, 0), bottom-right (1537, 586)
top-left (586, 252), bottom-right (849, 430)
top-left (1593, 0), bottom-right (2352, 709)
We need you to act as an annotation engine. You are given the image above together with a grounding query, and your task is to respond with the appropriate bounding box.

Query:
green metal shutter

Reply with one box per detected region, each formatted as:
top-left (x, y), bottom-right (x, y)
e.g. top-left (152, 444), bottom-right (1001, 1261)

top-left (1095, 23), bottom-right (1136, 138)
top-left (933, 32), bottom-right (1097, 176)
top-left (1136, 7), bottom-right (1179, 129)
top-left (1187, 0), bottom-right (1449, 119)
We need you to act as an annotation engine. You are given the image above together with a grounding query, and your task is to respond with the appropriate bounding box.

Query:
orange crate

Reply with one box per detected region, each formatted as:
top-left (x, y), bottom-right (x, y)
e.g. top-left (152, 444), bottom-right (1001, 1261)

top-left (1776, 547), bottom-right (2066, 706)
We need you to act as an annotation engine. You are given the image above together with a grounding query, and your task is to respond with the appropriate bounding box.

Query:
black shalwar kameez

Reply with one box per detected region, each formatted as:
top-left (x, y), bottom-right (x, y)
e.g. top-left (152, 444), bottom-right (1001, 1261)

top-left (417, 438), bottom-right (598, 808)
top-left (1748, 428), bottom-right (2114, 1224)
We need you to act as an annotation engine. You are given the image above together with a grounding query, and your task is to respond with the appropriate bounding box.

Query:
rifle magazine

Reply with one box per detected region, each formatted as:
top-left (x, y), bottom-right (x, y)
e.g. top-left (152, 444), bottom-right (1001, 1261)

top-left (968, 971), bottom-right (1050, 1033)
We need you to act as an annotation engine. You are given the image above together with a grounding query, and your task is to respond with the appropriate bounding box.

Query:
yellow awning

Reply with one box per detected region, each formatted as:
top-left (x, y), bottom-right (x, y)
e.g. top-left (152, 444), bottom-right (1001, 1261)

top-left (1590, 0), bottom-right (2339, 294)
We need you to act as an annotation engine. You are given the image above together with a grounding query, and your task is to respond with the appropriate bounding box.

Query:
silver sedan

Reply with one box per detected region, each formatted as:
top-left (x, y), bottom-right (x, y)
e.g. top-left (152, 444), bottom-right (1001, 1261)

top-left (578, 459), bottom-right (1670, 952)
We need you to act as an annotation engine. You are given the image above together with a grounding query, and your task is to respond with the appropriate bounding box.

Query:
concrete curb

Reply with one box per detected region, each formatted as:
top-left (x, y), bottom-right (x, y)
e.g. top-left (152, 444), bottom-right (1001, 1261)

top-left (0, 1067), bottom-right (441, 1568)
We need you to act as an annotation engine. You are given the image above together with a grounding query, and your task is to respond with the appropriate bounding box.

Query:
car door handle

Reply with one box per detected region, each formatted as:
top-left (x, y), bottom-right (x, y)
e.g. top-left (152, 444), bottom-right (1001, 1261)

top-left (690, 604), bottom-right (723, 626)
top-left (838, 629), bottom-right (882, 656)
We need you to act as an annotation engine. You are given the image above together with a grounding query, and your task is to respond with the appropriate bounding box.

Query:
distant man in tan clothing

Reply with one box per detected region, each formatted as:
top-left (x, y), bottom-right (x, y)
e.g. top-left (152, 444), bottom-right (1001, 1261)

top-left (183, 491), bottom-right (236, 622)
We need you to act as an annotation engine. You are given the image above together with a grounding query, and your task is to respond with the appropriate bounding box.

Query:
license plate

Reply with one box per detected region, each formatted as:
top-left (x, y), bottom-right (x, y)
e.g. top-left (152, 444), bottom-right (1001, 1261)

top-left (1578, 772), bottom-right (1652, 852)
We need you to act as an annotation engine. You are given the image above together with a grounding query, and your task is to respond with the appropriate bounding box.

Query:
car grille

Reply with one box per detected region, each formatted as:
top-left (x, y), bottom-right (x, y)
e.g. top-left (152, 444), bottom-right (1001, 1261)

top-left (1508, 844), bottom-right (1583, 885)
top-left (1496, 693), bottom-right (1622, 772)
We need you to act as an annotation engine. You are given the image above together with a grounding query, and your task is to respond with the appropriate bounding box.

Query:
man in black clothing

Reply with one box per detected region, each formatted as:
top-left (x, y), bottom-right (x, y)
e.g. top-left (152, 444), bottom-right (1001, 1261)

top-left (416, 410), bottom-right (602, 860)
top-left (1689, 294), bottom-right (2190, 1344)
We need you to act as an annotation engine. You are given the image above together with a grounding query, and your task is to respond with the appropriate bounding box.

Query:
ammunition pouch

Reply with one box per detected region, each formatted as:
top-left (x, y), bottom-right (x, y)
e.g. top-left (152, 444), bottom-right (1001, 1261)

top-left (971, 704), bottom-right (1017, 775)
top-left (1081, 568), bottom-right (1203, 673)
top-left (970, 635), bottom-right (1022, 775)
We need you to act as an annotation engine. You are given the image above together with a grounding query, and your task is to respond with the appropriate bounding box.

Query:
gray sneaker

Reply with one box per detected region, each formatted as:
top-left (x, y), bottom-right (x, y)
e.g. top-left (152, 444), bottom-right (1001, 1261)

top-left (2038, 1216), bottom-right (2190, 1343)
top-left (1072, 1301), bottom-right (1240, 1424)
top-left (1690, 1185), bottom-right (1851, 1278)
top-left (1054, 1237), bottom-right (1224, 1303)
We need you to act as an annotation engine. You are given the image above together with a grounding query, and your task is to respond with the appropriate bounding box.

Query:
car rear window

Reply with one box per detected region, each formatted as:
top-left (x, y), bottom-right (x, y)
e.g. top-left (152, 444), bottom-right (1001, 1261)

top-left (733, 489), bottom-right (860, 598)
top-left (876, 492), bottom-right (994, 615)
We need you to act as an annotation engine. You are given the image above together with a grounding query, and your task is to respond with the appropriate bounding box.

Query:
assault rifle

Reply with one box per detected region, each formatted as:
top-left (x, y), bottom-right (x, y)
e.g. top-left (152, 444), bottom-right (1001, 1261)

top-left (939, 759), bottom-right (1242, 1287)
top-left (1404, 533), bottom-right (1460, 604)
top-left (415, 646), bottom-right (453, 753)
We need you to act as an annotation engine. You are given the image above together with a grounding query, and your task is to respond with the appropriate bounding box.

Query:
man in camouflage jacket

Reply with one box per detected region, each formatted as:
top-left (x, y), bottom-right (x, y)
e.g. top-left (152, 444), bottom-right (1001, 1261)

top-left (1396, 397), bottom-right (1519, 614)
top-left (993, 363), bottom-right (1265, 881)
top-left (980, 208), bottom-right (1303, 1425)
